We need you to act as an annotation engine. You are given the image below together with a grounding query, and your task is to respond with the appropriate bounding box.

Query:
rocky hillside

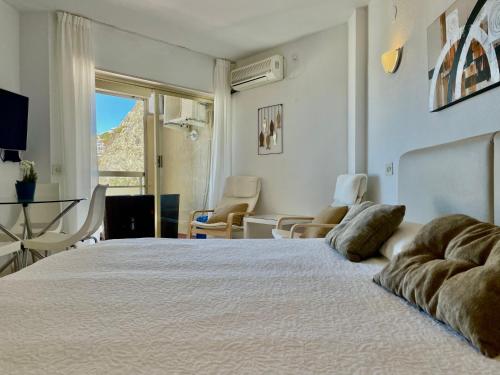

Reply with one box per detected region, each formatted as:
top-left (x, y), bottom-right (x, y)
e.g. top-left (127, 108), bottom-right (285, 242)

top-left (97, 101), bottom-right (145, 186)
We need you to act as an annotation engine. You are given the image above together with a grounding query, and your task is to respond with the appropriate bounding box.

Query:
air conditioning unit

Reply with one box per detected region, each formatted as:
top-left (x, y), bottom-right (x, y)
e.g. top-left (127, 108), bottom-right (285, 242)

top-left (231, 55), bottom-right (284, 92)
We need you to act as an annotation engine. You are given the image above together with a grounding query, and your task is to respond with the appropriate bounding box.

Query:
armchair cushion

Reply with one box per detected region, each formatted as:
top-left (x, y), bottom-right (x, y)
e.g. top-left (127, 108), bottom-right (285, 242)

top-left (303, 206), bottom-right (348, 239)
top-left (207, 203), bottom-right (249, 226)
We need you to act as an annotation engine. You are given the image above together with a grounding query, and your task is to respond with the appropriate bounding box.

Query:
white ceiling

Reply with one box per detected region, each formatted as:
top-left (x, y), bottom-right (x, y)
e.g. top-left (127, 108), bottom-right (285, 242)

top-left (6, 0), bottom-right (369, 60)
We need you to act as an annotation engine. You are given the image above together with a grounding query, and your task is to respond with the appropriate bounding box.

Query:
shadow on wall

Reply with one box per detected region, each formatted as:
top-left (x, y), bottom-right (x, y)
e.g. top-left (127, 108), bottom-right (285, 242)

top-left (366, 175), bottom-right (381, 203)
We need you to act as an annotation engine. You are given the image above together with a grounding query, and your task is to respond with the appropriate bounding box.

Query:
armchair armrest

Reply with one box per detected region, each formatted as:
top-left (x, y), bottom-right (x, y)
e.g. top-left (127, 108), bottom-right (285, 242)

top-left (290, 224), bottom-right (338, 239)
top-left (189, 209), bottom-right (215, 223)
top-left (227, 211), bottom-right (256, 227)
top-left (276, 216), bottom-right (315, 230)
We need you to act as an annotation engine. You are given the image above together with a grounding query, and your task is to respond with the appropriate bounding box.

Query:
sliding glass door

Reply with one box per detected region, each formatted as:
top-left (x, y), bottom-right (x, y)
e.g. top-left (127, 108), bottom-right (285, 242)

top-left (96, 72), bottom-right (213, 238)
top-left (151, 93), bottom-right (213, 237)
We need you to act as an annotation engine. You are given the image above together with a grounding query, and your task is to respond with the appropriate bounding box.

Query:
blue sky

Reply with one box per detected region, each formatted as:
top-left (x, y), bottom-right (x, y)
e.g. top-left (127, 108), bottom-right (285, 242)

top-left (96, 93), bottom-right (137, 135)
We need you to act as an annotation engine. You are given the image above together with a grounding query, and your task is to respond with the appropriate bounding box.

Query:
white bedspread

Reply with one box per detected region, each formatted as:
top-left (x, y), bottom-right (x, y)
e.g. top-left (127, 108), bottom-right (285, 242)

top-left (0, 239), bottom-right (498, 374)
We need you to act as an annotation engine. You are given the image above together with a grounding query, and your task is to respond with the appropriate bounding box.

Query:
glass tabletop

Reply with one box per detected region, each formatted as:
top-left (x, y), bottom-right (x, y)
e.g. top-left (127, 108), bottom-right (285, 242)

top-left (0, 198), bottom-right (87, 205)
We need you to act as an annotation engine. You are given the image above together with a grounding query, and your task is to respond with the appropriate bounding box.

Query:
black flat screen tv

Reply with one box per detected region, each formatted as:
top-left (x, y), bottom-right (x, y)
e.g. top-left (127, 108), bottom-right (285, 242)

top-left (0, 88), bottom-right (29, 151)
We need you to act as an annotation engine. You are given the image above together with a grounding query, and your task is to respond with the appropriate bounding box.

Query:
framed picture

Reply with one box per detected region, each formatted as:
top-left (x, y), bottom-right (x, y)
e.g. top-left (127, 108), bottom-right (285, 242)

top-left (258, 104), bottom-right (283, 155)
top-left (428, 0), bottom-right (500, 112)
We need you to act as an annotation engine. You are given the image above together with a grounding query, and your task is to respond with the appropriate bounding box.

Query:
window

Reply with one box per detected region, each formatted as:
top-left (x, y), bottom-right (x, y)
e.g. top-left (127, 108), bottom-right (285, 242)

top-left (96, 92), bottom-right (146, 196)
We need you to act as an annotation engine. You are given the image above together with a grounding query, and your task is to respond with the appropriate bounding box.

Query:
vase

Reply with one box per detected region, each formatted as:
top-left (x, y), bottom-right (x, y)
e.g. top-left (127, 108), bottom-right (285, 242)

top-left (15, 181), bottom-right (36, 202)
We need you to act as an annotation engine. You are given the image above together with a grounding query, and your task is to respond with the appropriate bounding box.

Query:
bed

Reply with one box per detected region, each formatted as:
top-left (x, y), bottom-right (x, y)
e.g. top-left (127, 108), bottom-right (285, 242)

top-left (1, 133), bottom-right (500, 374)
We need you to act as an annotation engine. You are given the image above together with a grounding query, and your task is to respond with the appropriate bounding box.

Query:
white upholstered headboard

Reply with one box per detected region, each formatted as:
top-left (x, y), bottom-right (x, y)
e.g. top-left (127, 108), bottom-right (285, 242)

top-left (399, 133), bottom-right (498, 225)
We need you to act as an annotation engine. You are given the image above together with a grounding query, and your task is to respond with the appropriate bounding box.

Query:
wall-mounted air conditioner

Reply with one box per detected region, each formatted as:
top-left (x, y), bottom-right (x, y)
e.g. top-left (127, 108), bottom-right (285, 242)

top-left (162, 96), bottom-right (209, 130)
top-left (231, 55), bottom-right (284, 92)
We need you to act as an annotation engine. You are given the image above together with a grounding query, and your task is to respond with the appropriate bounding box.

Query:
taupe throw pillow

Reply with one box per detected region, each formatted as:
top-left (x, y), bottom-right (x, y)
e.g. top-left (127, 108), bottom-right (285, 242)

top-left (302, 206), bottom-right (348, 239)
top-left (326, 203), bottom-right (405, 262)
top-left (207, 203), bottom-right (249, 226)
top-left (333, 201), bottom-right (376, 228)
top-left (374, 215), bottom-right (500, 358)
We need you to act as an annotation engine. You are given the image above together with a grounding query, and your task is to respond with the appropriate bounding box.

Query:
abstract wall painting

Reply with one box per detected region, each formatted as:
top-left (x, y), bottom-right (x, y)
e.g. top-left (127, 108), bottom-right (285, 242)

top-left (428, 0), bottom-right (500, 112)
top-left (258, 104), bottom-right (283, 155)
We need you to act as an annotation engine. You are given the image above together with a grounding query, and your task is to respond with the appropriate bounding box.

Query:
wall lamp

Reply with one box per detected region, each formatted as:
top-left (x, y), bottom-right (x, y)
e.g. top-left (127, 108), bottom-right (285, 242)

top-left (381, 47), bottom-right (403, 74)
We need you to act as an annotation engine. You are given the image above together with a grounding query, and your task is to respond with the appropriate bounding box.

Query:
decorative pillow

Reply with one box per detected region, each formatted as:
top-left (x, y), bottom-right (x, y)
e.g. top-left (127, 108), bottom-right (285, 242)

top-left (374, 215), bottom-right (500, 358)
top-left (207, 203), bottom-right (249, 226)
top-left (302, 206), bottom-right (348, 239)
top-left (379, 222), bottom-right (424, 260)
top-left (338, 201), bottom-right (376, 225)
top-left (326, 203), bottom-right (406, 262)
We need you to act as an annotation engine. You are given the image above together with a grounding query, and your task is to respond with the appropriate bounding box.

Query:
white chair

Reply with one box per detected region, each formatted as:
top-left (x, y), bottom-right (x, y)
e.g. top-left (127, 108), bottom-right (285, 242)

top-left (188, 176), bottom-right (261, 239)
top-left (0, 242), bottom-right (22, 275)
top-left (332, 174), bottom-right (368, 206)
top-left (272, 174), bottom-right (368, 239)
top-left (23, 185), bottom-right (108, 258)
top-left (0, 183), bottom-right (62, 241)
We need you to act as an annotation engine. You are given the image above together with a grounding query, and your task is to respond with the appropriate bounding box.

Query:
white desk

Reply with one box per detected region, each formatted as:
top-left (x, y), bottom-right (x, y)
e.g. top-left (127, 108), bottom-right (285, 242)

top-left (243, 214), bottom-right (311, 239)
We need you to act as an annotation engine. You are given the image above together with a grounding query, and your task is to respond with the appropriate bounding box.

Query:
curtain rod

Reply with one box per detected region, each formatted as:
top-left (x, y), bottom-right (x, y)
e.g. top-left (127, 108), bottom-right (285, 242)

top-left (55, 9), bottom-right (222, 61)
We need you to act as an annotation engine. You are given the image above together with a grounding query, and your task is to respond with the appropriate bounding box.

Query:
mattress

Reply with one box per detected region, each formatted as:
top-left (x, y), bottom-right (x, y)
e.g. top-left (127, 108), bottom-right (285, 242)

top-left (0, 238), bottom-right (498, 374)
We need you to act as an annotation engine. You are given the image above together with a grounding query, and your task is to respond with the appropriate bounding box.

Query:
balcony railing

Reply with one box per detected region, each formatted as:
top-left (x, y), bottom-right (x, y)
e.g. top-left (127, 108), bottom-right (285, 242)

top-left (98, 171), bottom-right (146, 195)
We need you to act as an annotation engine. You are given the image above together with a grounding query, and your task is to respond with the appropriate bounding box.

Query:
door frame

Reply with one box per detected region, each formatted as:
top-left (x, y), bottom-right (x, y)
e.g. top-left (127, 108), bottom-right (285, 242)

top-left (95, 70), bottom-right (214, 237)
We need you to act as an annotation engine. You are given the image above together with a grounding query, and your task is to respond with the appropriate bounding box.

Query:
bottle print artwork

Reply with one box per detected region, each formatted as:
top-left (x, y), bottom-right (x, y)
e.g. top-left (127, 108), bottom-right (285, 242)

top-left (258, 104), bottom-right (283, 155)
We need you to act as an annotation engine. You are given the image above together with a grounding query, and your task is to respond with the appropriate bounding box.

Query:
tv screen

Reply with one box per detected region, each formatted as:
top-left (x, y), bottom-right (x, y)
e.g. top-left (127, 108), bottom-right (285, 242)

top-left (0, 88), bottom-right (29, 151)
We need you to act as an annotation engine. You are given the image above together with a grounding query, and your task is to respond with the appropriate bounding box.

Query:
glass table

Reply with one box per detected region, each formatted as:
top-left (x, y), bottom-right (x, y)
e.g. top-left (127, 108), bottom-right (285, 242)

top-left (0, 198), bottom-right (86, 273)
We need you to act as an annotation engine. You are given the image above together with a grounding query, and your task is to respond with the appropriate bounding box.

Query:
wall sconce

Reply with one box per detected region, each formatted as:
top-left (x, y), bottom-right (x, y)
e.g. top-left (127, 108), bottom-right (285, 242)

top-left (381, 47), bottom-right (403, 74)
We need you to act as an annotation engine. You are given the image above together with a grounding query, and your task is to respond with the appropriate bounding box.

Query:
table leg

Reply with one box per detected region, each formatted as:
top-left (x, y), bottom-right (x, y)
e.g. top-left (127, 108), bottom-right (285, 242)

top-left (37, 200), bottom-right (79, 237)
top-left (30, 250), bottom-right (44, 262)
top-left (244, 222), bottom-right (276, 239)
top-left (21, 248), bottom-right (28, 268)
top-left (0, 254), bottom-right (19, 275)
top-left (0, 222), bottom-right (21, 242)
top-left (0, 223), bottom-right (22, 274)
top-left (244, 220), bottom-right (250, 239)
top-left (22, 205), bottom-right (34, 239)
top-left (13, 253), bottom-right (19, 271)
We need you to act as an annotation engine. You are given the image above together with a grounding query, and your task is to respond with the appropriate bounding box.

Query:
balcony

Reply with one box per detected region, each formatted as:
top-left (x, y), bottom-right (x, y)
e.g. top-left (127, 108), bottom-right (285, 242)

top-left (98, 171), bottom-right (146, 196)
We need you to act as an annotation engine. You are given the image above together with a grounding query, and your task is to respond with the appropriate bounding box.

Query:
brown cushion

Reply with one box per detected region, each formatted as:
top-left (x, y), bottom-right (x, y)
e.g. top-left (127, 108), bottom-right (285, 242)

top-left (324, 201), bottom-right (375, 243)
top-left (207, 203), bottom-right (249, 226)
top-left (374, 215), bottom-right (500, 358)
top-left (302, 206), bottom-right (348, 239)
top-left (326, 203), bottom-right (405, 262)
top-left (337, 201), bottom-right (376, 226)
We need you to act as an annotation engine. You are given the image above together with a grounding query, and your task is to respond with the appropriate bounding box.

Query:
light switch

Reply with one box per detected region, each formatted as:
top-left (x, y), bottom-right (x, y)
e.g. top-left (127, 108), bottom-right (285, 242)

top-left (385, 162), bottom-right (394, 176)
top-left (52, 164), bottom-right (62, 176)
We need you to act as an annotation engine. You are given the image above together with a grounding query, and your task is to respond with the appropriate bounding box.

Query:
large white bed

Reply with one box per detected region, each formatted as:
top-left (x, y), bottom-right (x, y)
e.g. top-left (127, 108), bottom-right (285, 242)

top-left (0, 238), bottom-right (498, 374)
top-left (1, 133), bottom-right (500, 374)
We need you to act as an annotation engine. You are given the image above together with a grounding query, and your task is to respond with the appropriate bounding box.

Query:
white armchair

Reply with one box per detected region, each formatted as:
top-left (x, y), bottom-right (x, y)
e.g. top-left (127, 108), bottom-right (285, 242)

top-left (272, 174), bottom-right (368, 239)
top-left (188, 176), bottom-right (261, 239)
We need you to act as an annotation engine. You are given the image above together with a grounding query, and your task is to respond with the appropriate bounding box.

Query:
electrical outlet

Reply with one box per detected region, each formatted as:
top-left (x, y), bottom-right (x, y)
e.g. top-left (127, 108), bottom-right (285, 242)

top-left (385, 162), bottom-right (394, 176)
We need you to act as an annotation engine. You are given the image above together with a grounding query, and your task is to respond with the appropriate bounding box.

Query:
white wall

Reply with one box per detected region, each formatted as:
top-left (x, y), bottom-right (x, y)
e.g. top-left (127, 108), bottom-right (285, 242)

top-left (20, 12), bottom-right (53, 182)
top-left (94, 23), bottom-right (214, 93)
top-left (0, 0), bottom-right (20, 92)
top-left (0, 0), bottom-right (21, 227)
top-left (348, 7), bottom-right (368, 175)
top-left (232, 25), bottom-right (348, 216)
top-left (368, 0), bottom-right (500, 204)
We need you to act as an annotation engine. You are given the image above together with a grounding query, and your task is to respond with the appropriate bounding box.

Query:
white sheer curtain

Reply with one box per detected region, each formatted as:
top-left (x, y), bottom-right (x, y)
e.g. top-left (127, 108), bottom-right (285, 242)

top-left (208, 59), bottom-right (232, 208)
top-left (53, 12), bottom-right (97, 232)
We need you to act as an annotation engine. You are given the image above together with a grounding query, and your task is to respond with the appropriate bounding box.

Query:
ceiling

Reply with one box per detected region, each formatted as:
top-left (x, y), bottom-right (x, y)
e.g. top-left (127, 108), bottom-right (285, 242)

top-left (6, 0), bottom-right (369, 60)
